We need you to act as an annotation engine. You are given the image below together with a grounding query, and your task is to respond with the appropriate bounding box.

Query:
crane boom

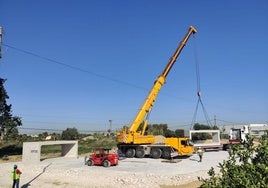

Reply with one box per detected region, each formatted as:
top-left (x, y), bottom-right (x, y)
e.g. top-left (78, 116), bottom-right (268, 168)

top-left (161, 26), bottom-right (197, 77)
top-left (129, 26), bottom-right (196, 133)
top-left (117, 26), bottom-right (197, 145)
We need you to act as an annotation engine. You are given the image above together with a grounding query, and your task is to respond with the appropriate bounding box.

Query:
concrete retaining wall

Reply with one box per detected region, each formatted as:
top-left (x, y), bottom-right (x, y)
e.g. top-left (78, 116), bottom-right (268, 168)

top-left (22, 140), bottom-right (78, 163)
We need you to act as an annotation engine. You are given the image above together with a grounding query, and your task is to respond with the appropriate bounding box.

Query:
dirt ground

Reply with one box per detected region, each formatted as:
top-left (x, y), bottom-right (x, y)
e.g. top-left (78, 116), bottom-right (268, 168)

top-left (161, 180), bottom-right (202, 188)
top-left (0, 151), bottom-right (228, 188)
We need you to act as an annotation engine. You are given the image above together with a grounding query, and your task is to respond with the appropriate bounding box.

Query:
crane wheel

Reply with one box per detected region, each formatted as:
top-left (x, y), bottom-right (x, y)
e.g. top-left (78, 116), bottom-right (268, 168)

top-left (125, 148), bottom-right (135, 158)
top-left (162, 149), bottom-right (171, 159)
top-left (135, 148), bottom-right (145, 158)
top-left (151, 148), bottom-right (162, 159)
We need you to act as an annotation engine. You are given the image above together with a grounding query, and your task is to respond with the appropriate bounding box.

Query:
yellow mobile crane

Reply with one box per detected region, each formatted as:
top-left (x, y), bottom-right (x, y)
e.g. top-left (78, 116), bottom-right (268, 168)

top-left (117, 26), bottom-right (197, 159)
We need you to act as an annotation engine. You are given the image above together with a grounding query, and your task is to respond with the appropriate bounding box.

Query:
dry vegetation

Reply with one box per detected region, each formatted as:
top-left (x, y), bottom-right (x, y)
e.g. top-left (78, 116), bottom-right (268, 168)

top-left (0, 155), bottom-right (22, 163)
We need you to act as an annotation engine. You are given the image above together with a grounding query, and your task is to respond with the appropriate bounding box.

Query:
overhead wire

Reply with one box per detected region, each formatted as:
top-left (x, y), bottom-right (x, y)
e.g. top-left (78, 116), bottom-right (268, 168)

top-left (2, 43), bottom-right (194, 102)
top-left (18, 127), bottom-right (106, 133)
top-left (2, 43), bottom-right (147, 91)
top-left (4, 43), bottom-right (251, 131)
top-left (3, 42), bottom-right (218, 130)
top-left (2, 39), bottom-right (261, 132)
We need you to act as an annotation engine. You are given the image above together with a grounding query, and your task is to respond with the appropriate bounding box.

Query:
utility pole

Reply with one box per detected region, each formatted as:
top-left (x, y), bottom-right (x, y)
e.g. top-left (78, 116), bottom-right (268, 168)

top-left (0, 26), bottom-right (3, 141)
top-left (214, 115), bottom-right (217, 127)
top-left (109, 120), bottom-right (112, 136)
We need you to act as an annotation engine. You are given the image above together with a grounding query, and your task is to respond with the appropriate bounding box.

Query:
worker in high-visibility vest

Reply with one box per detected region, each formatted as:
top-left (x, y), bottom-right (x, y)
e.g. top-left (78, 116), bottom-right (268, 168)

top-left (197, 147), bottom-right (204, 162)
top-left (11, 164), bottom-right (22, 188)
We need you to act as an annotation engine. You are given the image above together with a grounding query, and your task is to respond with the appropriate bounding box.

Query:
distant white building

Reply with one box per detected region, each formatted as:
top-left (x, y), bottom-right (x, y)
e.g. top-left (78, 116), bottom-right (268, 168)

top-left (249, 124), bottom-right (268, 137)
top-left (222, 123), bottom-right (268, 137)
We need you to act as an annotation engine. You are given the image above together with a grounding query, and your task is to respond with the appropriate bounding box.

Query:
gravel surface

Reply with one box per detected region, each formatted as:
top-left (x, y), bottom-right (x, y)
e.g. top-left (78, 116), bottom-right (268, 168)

top-left (0, 151), bottom-right (228, 188)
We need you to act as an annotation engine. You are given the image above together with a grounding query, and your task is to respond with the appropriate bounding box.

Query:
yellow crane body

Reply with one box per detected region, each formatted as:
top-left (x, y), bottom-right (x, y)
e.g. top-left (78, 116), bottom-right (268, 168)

top-left (117, 26), bottom-right (197, 159)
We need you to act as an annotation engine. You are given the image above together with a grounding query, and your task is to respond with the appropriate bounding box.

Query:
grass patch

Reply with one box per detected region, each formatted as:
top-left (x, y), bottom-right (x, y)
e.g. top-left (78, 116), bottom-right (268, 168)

top-left (40, 145), bottom-right (62, 160)
top-left (161, 180), bottom-right (202, 188)
top-left (41, 145), bottom-right (61, 154)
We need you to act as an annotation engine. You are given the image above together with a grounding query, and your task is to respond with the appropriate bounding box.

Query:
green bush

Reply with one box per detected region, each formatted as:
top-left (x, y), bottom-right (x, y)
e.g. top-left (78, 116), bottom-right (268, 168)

top-left (199, 132), bottom-right (268, 188)
top-left (0, 144), bottom-right (22, 157)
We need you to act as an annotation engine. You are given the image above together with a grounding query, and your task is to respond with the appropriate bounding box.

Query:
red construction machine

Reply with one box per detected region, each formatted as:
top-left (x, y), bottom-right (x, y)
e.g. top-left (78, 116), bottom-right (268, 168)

top-left (85, 148), bottom-right (119, 167)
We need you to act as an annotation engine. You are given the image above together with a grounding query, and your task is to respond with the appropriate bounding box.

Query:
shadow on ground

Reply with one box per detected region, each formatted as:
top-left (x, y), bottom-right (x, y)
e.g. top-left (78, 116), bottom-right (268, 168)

top-left (21, 163), bottom-right (52, 188)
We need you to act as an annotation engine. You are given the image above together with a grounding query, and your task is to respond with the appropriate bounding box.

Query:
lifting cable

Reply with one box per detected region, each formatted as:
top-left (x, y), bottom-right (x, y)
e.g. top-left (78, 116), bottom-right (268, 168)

top-left (190, 35), bottom-right (212, 129)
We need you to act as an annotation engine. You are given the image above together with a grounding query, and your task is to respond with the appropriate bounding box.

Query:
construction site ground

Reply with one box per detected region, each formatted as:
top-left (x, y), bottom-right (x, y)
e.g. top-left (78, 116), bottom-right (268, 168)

top-left (0, 150), bottom-right (228, 188)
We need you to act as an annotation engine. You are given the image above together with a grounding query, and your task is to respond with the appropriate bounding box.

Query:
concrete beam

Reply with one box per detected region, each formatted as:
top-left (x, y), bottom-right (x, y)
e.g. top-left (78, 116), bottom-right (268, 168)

top-left (189, 130), bottom-right (221, 148)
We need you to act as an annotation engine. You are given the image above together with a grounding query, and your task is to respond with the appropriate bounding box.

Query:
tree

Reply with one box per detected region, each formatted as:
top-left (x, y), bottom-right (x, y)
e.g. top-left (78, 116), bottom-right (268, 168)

top-left (41, 132), bottom-right (49, 140)
top-left (0, 78), bottom-right (22, 141)
top-left (199, 132), bottom-right (268, 187)
top-left (61, 127), bottom-right (79, 140)
top-left (165, 129), bottom-right (176, 137)
top-left (51, 132), bottom-right (61, 140)
top-left (175, 129), bottom-right (185, 137)
top-left (147, 124), bottom-right (168, 135)
top-left (193, 123), bottom-right (211, 130)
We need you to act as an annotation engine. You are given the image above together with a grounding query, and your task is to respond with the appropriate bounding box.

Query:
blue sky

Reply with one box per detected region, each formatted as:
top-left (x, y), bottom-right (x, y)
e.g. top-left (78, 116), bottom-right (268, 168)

top-left (1, 1), bottom-right (267, 134)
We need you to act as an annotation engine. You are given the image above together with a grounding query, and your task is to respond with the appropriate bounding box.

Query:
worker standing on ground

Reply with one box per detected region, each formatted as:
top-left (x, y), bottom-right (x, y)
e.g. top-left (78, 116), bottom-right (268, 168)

top-left (197, 147), bottom-right (204, 162)
top-left (11, 164), bottom-right (22, 188)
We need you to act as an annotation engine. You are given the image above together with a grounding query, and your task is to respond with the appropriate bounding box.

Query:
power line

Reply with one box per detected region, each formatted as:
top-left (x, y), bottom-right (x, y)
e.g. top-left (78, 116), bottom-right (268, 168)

top-left (3, 43), bottom-right (146, 90)
top-left (18, 127), bottom-right (106, 133)
top-left (5, 44), bottom-right (262, 128)
top-left (2, 43), bottom-right (196, 103)
top-left (216, 119), bottom-right (253, 125)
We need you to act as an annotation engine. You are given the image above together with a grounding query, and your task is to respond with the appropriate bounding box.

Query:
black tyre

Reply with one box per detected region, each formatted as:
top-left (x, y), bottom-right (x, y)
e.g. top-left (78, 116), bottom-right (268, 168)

top-left (151, 148), bottom-right (162, 159)
top-left (87, 159), bottom-right (94, 166)
top-left (125, 148), bottom-right (135, 158)
top-left (135, 148), bottom-right (145, 158)
top-left (103, 160), bottom-right (111, 167)
top-left (223, 144), bottom-right (230, 151)
top-left (162, 148), bottom-right (171, 159)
